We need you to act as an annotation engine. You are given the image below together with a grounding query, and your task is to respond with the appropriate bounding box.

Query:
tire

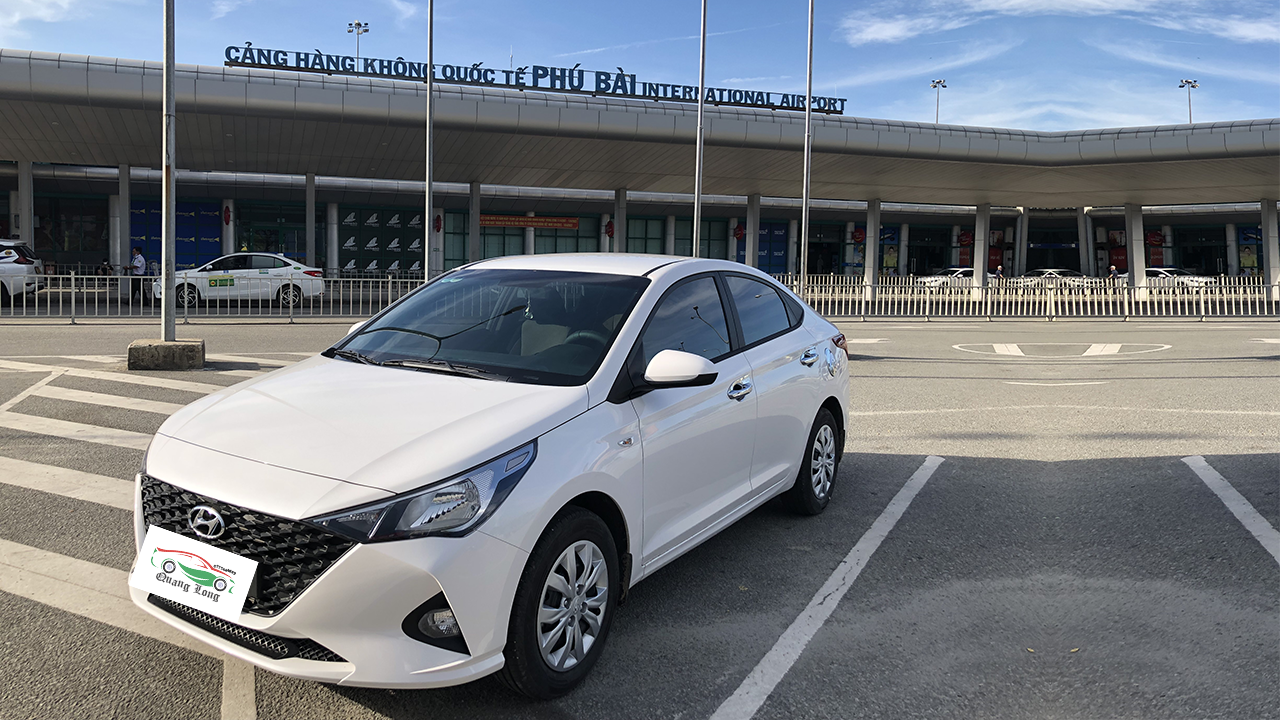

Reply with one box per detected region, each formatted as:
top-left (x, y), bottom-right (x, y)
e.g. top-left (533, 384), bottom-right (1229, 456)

top-left (213, 578), bottom-right (228, 592)
top-left (0, 284), bottom-right (9, 307)
top-left (497, 507), bottom-right (619, 699)
top-left (786, 408), bottom-right (841, 515)
top-left (161, 559), bottom-right (177, 574)
top-left (175, 283), bottom-right (200, 308)
top-left (276, 284), bottom-right (302, 308)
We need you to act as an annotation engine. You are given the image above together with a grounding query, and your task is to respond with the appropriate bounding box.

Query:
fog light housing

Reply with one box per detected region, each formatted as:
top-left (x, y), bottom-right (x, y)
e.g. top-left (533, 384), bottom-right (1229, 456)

top-left (419, 608), bottom-right (459, 639)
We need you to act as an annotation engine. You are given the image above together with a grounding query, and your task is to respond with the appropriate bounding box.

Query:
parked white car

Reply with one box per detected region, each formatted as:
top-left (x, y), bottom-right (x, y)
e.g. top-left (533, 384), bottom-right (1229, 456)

top-left (0, 241), bottom-right (44, 303)
top-left (130, 254), bottom-right (849, 698)
top-left (1145, 267), bottom-right (1216, 286)
top-left (152, 252), bottom-right (325, 307)
top-left (920, 267), bottom-right (990, 286)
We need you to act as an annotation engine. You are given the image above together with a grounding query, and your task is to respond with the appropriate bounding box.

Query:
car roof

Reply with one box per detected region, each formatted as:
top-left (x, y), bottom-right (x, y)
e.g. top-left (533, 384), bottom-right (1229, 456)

top-left (468, 253), bottom-right (694, 277)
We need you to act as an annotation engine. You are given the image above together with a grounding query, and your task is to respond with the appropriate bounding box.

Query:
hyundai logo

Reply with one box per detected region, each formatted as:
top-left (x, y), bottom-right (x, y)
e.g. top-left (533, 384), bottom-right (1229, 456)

top-left (188, 505), bottom-right (226, 539)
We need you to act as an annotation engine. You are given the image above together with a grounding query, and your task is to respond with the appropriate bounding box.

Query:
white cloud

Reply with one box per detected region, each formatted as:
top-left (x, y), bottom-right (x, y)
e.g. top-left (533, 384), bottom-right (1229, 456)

top-left (838, 0), bottom-right (1280, 46)
top-left (1087, 39), bottom-right (1280, 85)
top-left (555, 23), bottom-right (784, 59)
top-left (0, 0), bottom-right (82, 41)
top-left (721, 75), bottom-right (792, 84)
top-left (820, 41), bottom-right (1017, 90)
top-left (210, 0), bottom-right (250, 20)
top-left (386, 0), bottom-right (418, 22)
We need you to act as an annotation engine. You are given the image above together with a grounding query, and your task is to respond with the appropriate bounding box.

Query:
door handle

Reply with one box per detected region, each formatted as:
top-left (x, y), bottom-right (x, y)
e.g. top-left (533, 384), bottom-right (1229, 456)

top-left (800, 347), bottom-right (819, 366)
top-left (727, 377), bottom-right (753, 401)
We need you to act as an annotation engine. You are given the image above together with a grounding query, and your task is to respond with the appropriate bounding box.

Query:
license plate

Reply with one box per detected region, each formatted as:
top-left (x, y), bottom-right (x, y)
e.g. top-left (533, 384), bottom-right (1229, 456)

top-left (129, 526), bottom-right (259, 622)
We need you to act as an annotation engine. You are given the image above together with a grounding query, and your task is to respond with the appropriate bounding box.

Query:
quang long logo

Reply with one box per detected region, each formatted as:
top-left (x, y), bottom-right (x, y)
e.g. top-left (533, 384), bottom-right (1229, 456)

top-left (151, 548), bottom-right (237, 595)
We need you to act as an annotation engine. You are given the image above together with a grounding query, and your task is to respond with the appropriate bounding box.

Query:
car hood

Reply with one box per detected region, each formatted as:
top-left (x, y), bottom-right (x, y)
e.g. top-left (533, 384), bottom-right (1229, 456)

top-left (157, 356), bottom-right (589, 495)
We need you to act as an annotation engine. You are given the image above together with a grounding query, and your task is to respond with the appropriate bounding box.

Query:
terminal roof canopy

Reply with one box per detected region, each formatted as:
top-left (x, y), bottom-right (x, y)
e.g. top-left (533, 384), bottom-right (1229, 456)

top-left (0, 50), bottom-right (1277, 206)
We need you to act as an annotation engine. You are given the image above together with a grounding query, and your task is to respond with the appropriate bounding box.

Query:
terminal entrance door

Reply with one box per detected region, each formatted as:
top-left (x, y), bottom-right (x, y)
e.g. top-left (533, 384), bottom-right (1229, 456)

top-left (1173, 227), bottom-right (1226, 275)
top-left (1026, 228), bottom-right (1079, 271)
top-left (906, 226), bottom-right (950, 275)
top-left (244, 224), bottom-right (306, 263)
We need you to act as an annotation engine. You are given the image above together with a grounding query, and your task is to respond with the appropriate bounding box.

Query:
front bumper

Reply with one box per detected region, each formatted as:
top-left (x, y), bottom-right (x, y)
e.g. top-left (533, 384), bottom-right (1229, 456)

top-left (131, 527), bottom-right (528, 688)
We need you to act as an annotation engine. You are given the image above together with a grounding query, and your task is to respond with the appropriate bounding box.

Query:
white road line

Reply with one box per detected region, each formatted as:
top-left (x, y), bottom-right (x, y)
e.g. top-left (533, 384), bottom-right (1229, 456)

top-left (0, 456), bottom-right (134, 510)
top-left (206, 354), bottom-right (296, 367)
top-left (710, 456), bottom-right (946, 720)
top-left (992, 343), bottom-right (1024, 356)
top-left (277, 352), bottom-right (316, 357)
top-left (844, 338), bottom-right (887, 344)
top-left (62, 355), bottom-right (125, 364)
top-left (1182, 456), bottom-right (1280, 567)
top-left (1250, 338), bottom-right (1280, 344)
top-left (0, 538), bottom-right (221, 659)
top-left (0, 368), bottom-right (64, 413)
top-left (221, 658), bottom-right (258, 720)
top-left (1003, 381), bottom-right (1110, 387)
top-left (0, 411), bottom-right (152, 450)
top-left (850, 405), bottom-right (1280, 417)
top-left (220, 370), bottom-right (267, 378)
top-left (1082, 343), bottom-right (1122, 356)
top-left (0, 359), bottom-right (224, 394)
top-left (31, 384), bottom-right (185, 415)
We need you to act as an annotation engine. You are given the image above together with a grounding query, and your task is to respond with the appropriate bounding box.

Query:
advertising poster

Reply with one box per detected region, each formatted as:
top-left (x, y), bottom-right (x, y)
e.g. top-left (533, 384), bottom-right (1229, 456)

top-left (1109, 247), bottom-right (1128, 272)
top-left (1108, 230), bottom-right (1125, 247)
top-left (958, 247), bottom-right (972, 266)
top-left (990, 229), bottom-right (1004, 246)
top-left (1147, 247), bottom-right (1164, 266)
top-left (988, 246), bottom-right (1003, 271)
top-left (958, 230), bottom-right (974, 247)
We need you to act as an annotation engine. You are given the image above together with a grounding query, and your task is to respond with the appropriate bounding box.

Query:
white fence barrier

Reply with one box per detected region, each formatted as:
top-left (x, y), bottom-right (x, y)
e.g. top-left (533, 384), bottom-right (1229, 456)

top-left (2, 272), bottom-right (1276, 321)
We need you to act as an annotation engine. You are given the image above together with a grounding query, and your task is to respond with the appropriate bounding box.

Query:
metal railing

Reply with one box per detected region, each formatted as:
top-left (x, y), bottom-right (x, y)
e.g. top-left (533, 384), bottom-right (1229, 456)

top-left (774, 274), bottom-right (1280, 319)
top-left (3, 272), bottom-right (1276, 322)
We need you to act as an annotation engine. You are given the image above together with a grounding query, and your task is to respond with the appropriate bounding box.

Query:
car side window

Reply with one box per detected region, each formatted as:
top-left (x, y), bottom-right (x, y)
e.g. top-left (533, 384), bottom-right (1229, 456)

top-left (274, 258), bottom-right (291, 268)
top-left (208, 257), bottom-right (233, 272)
top-left (638, 276), bottom-right (731, 365)
top-left (725, 275), bottom-right (793, 346)
top-left (250, 255), bottom-right (277, 270)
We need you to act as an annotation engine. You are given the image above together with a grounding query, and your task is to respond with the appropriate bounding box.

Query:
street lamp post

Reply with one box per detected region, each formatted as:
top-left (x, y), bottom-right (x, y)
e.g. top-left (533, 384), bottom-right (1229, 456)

top-left (1179, 79), bottom-right (1199, 123)
top-left (930, 79), bottom-right (946, 124)
top-left (797, 0), bottom-right (815, 298)
top-left (348, 21), bottom-right (370, 60)
top-left (160, 0), bottom-right (176, 341)
top-left (424, 1), bottom-right (434, 279)
top-left (692, 0), bottom-right (708, 259)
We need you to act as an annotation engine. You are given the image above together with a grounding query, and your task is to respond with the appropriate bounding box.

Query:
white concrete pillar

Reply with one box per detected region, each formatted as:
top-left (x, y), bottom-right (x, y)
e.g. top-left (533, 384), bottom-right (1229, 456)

top-left (844, 221), bottom-right (857, 276)
top-left (117, 164), bottom-right (131, 269)
top-left (304, 173), bottom-right (316, 267)
top-left (7, 190), bottom-right (16, 239)
top-left (972, 203), bottom-right (991, 286)
top-left (221, 199), bottom-right (235, 256)
top-left (1095, 225), bottom-right (1108, 276)
top-left (1015, 208), bottom-right (1029, 276)
top-left (1262, 199), bottom-right (1279, 294)
top-left (599, 213), bottom-right (611, 253)
top-left (325, 202), bottom-right (339, 274)
top-left (16, 160), bottom-right (33, 245)
top-left (1159, 224), bottom-right (1174, 271)
top-left (1225, 223), bottom-right (1239, 275)
top-left (788, 219), bottom-right (799, 273)
top-left (613, 189), bottom-right (627, 253)
top-left (863, 200), bottom-right (882, 298)
top-left (950, 224), bottom-right (961, 267)
top-left (1125, 203), bottom-right (1147, 287)
top-left (524, 211), bottom-right (536, 255)
top-left (745, 194), bottom-right (761, 267)
top-left (728, 218), bottom-right (739, 261)
top-left (468, 182), bottom-right (482, 262)
top-left (664, 215), bottom-right (676, 255)
top-left (1076, 208), bottom-right (1090, 274)
top-left (108, 195), bottom-right (121, 272)
top-left (899, 223), bottom-right (911, 275)
top-left (1083, 209), bottom-right (1097, 276)
top-left (1002, 225), bottom-right (1015, 274)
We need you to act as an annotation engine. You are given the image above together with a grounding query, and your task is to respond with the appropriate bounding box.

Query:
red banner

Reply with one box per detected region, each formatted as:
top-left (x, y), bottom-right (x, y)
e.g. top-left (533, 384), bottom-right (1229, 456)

top-left (1145, 230), bottom-right (1164, 247)
top-left (480, 215), bottom-right (580, 229)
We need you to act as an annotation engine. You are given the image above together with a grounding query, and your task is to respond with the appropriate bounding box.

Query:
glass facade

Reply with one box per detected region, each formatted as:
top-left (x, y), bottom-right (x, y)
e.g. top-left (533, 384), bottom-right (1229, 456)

top-left (33, 195), bottom-right (110, 270)
top-left (674, 218), bottom-right (729, 258)
top-left (534, 217), bottom-right (599, 253)
top-left (627, 218), bottom-right (665, 254)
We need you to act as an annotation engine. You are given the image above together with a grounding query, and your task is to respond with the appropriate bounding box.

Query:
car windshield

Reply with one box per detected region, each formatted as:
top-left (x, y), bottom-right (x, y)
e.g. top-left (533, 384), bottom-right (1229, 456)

top-left (332, 268), bottom-right (649, 386)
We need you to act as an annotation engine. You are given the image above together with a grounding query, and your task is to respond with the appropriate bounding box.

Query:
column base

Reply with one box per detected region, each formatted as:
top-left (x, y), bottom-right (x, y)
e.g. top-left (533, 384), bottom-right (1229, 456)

top-left (127, 339), bottom-right (205, 371)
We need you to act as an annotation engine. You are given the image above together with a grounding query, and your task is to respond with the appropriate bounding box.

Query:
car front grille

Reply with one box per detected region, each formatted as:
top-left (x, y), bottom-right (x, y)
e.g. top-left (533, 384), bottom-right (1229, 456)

top-left (148, 595), bottom-right (347, 663)
top-left (140, 475), bottom-right (355, 616)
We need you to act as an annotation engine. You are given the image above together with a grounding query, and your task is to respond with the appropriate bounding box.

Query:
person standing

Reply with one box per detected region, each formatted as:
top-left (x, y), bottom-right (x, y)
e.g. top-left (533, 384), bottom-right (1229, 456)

top-left (1108, 264), bottom-right (1120, 281)
top-left (129, 246), bottom-right (149, 304)
top-left (994, 264), bottom-right (1004, 280)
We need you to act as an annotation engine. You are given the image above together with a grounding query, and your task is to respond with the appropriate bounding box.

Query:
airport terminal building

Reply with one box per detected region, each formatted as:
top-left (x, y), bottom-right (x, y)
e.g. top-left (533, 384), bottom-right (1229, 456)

top-left (1, 48), bottom-right (1277, 283)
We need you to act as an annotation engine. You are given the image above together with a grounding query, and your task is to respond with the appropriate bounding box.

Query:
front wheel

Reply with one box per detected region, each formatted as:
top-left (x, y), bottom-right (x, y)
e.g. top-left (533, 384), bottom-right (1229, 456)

top-left (786, 408), bottom-right (841, 515)
top-left (276, 284), bottom-right (302, 308)
top-left (175, 283), bottom-right (200, 308)
top-left (498, 507), bottom-right (618, 699)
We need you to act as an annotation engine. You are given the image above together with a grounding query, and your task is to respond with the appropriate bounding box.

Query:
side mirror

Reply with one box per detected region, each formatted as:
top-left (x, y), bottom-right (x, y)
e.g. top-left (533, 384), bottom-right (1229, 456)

top-left (643, 349), bottom-right (717, 388)
top-left (348, 319), bottom-right (368, 336)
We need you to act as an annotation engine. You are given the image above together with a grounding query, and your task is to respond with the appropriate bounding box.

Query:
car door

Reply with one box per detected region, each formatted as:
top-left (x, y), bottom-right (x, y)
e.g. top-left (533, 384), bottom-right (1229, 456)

top-left (629, 274), bottom-right (757, 568)
top-left (724, 274), bottom-right (825, 491)
top-left (201, 257), bottom-right (239, 301)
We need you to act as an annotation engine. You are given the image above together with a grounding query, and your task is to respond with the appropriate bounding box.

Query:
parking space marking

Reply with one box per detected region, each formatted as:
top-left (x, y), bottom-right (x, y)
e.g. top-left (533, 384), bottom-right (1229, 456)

top-left (1003, 381), bottom-right (1110, 387)
top-left (0, 538), bottom-right (222, 659)
top-left (32, 384), bottom-right (184, 415)
top-left (219, 369), bottom-right (268, 378)
top-left (0, 359), bottom-right (224, 394)
top-left (62, 355), bottom-right (125, 364)
top-left (221, 658), bottom-right (258, 720)
top-left (0, 411), bottom-right (152, 450)
top-left (710, 456), bottom-right (946, 720)
top-left (206, 354), bottom-right (297, 367)
top-left (0, 456), bottom-right (134, 510)
top-left (0, 368), bottom-right (64, 413)
top-left (1182, 456), bottom-right (1280, 567)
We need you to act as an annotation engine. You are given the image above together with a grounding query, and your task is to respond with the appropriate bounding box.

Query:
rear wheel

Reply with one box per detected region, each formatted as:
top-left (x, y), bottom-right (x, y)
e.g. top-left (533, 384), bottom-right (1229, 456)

top-left (175, 283), bottom-right (200, 308)
top-left (276, 284), bottom-right (302, 308)
top-left (498, 507), bottom-right (618, 699)
top-left (786, 408), bottom-right (840, 515)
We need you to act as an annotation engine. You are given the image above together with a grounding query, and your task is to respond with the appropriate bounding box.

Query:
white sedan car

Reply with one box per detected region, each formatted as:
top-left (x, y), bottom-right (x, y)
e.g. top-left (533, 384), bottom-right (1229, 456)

top-left (152, 252), bottom-right (325, 307)
top-left (130, 254), bottom-right (849, 698)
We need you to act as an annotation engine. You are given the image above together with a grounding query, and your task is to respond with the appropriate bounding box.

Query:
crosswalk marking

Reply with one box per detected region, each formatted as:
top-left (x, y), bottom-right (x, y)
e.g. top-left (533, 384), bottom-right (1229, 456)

top-left (1082, 343), bottom-right (1122, 356)
top-left (220, 369), bottom-right (267, 378)
top-left (62, 355), bottom-right (125, 364)
top-left (993, 343), bottom-right (1025, 356)
top-left (0, 411), bottom-right (152, 451)
top-left (31, 384), bottom-right (186, 416)
top-left (0, 455), bottom-right (134, 510)
top-left (206, 354), bottom-right (296, 368)
top-left (0, 538), bottom-right (222, 659)
top-left (0, 359), bottom-right (225, 394)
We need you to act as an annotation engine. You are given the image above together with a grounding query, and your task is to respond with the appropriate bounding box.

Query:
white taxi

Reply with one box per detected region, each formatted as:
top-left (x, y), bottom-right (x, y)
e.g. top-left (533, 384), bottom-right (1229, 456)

top-left (154, 253), bottom-right (325, 307)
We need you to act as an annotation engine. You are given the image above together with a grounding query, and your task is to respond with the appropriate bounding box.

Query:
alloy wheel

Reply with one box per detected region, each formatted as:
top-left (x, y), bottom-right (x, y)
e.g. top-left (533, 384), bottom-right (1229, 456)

top-left (810, 424), bottom-right (836, 498)
top-left (537, 540), bottom-right (608, 672)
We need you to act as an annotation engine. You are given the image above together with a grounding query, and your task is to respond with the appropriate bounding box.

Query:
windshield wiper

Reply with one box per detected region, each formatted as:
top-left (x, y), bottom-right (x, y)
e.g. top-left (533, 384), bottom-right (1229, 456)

top-left (380, 358), bottom-right (507, 381)
top-left (326, 348), bottom-right (378, 365)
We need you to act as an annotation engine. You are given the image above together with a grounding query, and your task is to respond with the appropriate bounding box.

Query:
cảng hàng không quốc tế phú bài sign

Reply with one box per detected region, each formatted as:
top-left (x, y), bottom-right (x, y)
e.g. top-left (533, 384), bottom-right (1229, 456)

top-left (224, 43), bottom-right (848, 115)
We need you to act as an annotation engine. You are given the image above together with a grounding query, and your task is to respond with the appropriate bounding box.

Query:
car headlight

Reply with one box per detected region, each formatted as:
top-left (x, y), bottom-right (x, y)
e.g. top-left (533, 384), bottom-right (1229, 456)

top-left (306, 441), bottom-right (536, 543)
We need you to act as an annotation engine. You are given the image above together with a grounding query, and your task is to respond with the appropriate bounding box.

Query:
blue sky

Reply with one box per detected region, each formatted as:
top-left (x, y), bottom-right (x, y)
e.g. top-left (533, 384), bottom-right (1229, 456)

top-left (2, 0), bottom-right (1277, 130)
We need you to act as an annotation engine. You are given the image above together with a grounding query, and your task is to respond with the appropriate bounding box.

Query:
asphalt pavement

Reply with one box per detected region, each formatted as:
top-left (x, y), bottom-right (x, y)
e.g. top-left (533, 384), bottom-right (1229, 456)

top-left (0, 318), bottom-right (1276, 719)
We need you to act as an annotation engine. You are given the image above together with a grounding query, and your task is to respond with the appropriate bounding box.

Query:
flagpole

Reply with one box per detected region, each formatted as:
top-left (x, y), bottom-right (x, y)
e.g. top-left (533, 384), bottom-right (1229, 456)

top-left (424, 0), bottom-right (435, 279)
top-left (692, 0), bottom-right (708, 258)
top-left (798, 0), bottom-right (815, 299)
